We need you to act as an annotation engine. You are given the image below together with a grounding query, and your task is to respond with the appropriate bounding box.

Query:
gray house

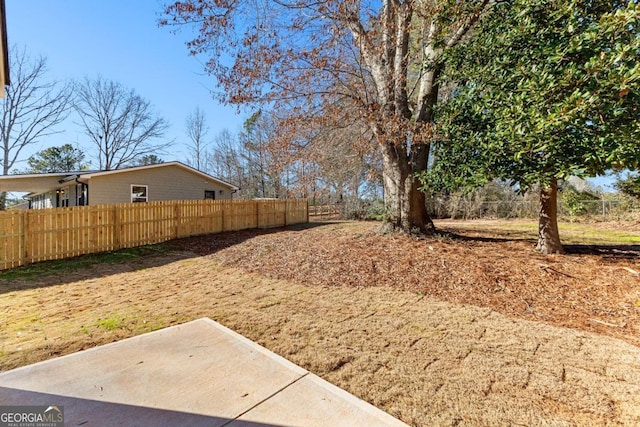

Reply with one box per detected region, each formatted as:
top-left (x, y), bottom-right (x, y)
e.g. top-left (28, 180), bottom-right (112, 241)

top-left (0, 162), bottom-right (238, 209)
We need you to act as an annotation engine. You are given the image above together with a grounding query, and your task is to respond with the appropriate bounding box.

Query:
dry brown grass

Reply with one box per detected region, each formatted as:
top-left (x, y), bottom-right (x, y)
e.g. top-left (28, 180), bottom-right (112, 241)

top-left (1, 220), bottom-right (640, 426)
top-left (189, 220), bottom-right (640, 347)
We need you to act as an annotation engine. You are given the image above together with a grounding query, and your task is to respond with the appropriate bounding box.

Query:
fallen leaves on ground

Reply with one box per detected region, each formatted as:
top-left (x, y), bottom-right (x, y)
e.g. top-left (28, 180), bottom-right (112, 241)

top-left (173, 220), bottom-right (640, 347)
top-left (2, 219), bottom-right (640, 426)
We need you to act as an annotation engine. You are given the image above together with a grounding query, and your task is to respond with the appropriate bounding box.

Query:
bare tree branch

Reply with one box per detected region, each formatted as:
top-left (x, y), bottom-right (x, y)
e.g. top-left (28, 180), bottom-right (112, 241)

top-left (0, 48), bottom-right (71, 175)
top-left (0, 47), bottom-right (71, 209)
top-left (185, 106), bottom-right (210, 171)
top-left (160, 0), bottom-right (494, 232)
top-left (73, 76), bottom-right (170, 170)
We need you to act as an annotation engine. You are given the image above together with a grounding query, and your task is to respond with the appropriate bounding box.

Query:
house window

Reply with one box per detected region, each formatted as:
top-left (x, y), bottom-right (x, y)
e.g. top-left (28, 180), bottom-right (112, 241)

top-left (31, 194), bottom-right (42, 209)
top-left (77, 183), bottom-right (87, 206)
top-left (59, 189), bottom-right (69, 207)
top-left (204, 190), bottom-right (216, 200)
top-left (31, 193), bottom-right (53, 209)
top-left (131, 185), bottom-right (148, 203)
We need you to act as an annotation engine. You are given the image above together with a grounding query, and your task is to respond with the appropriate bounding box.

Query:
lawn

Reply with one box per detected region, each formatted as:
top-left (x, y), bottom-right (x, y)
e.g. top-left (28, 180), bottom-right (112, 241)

top-left (1, 219), bottom-right (639, 426)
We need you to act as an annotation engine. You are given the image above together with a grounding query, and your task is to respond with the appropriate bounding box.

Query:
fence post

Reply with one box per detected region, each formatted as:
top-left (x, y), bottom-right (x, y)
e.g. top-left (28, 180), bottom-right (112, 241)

top-left (256, 200), bottom-right (261, 229)
top-left (221, 202), bottom-right (226, 232)
top-left (284, 200), bottom-right (288, 227)
top-left (174, 202), bottom-right (181, 238)
top-left (112, 205), bottom-right (120, 250)
top-left (21, 211), bottom-right (29, 267)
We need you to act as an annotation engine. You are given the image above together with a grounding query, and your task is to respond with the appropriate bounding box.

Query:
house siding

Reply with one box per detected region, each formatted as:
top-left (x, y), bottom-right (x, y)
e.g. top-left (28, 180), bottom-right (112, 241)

top-left (30, 192), bottom-right (55, 209)
top-left (87, 165), bottom-right (233, 205)
top-left (28, 182), bottom-right (82, 209)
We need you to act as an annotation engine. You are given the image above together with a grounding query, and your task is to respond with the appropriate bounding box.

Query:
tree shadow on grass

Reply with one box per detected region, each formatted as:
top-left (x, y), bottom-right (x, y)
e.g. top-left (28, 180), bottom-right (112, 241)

top-left (435, 227), bottom-right (640, 261)
top-left (0, 221), bottom-right (337, 295)
top-left (434, 229), bottom-right (537, 244)
top-left (168, 221), bottom-right (338, 256)
top-left (563, 244), bottom-right (640, 260)
top-left (446, 232), bottom-right (530, 243)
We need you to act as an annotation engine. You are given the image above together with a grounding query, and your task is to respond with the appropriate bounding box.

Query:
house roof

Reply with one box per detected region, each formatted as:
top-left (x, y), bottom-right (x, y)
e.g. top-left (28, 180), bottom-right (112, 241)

top-left (0, 162), bottom-right (239, 194)
top-left (0, 172), bottom-right (77, 193)
top-left (77, 162), bottom-right (239, 190)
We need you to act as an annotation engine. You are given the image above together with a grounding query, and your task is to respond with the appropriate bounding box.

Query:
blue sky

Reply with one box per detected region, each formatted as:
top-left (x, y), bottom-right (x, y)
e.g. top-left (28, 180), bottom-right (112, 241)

top-left (6, 0), bottom-right (245, 168)
top-left (5, 1), bottom-right (618, 191)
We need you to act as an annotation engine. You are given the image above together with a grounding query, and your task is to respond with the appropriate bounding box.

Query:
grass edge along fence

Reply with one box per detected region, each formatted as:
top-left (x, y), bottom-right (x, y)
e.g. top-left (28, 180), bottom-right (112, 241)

top-left (0, 199), bottom-right (308, 271)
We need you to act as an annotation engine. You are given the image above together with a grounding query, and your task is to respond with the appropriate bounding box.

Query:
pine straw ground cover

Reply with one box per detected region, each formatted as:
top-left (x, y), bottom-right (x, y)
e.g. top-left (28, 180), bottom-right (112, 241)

top-left (1, 219), bottom-right (640, 426)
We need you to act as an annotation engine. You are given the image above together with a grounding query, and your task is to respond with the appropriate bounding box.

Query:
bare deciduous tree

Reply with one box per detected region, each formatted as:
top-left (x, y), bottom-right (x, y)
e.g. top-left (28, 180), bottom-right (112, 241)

top-left (185, 106), bottom-right (209, 171)
top-left (240, 111), bottom-right (285, 199)
top-left (161, 0), bottom-right (492, 234)
top-left (207, 128), bottom-right (245, 189)
top-left (74, 76), bottom-right (169, 170)
top-left (205, 112), bottom-right (294, 199)
top-left (313, 121), bottom-right (378, 211)
top-left (0, 48), bottom-right (71, 208)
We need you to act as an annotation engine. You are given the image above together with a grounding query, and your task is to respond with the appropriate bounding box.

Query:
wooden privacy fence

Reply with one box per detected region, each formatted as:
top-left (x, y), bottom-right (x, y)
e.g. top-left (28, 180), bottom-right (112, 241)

top-left (0, 199), bottom-right (308, 271)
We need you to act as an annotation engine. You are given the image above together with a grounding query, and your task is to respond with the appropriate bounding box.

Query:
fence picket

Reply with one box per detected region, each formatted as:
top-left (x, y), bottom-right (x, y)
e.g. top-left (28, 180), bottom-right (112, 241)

top-left (0, 199), bottom-right (308, 270)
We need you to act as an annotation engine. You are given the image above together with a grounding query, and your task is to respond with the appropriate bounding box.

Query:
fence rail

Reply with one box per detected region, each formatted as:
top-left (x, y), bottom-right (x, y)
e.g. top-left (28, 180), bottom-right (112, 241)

top-left (309, 204), bottom-right (342, 221)
top-left (0, 199), bottom-right (308, 271)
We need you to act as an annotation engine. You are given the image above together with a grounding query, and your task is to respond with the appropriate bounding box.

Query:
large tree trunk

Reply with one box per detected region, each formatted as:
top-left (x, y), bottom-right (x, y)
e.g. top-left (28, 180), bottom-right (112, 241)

top-left (380, 142), bottom-right (435, 234)
top-left (536, 179), bottom-right (564, 254)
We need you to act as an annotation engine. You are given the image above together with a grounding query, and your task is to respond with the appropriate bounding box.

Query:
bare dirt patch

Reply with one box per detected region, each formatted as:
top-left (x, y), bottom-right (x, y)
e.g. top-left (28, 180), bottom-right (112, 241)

top-left (1, 220), bottom-right (640, 426)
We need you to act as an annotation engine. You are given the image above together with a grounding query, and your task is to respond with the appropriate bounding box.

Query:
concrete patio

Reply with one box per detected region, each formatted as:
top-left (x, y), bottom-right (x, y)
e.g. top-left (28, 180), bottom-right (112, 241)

top-left (0, 318), bottom-right (408, 426)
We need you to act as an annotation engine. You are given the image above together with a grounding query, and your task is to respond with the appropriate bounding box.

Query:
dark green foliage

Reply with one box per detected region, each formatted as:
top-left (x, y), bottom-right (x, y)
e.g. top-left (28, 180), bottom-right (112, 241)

top-left (132, 155), bottom-right (165, 167)
top-left (363, 199), bottom-right (387, 221)
top-left (561, 186), bottom-right (599, 217)
top-left (421, 0), bottom-right (640, 193)
top-left (24, 144), bottom-right (88, 173)
top-left (615, 172), bottom-right (640, 199)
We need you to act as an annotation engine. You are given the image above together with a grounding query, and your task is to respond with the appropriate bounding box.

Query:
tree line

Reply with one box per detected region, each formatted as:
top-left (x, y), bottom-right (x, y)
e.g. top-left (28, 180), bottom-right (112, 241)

top-left (427, 179), bottom-right (639, 222)
top-left (1, 46), bottom-right (380, 213)
top-left (184, 109), bottom-right (381, 210)
top-left (0, 44), bottom-right (379, 214)
top-left (2, 1), bottom-right (638, 256)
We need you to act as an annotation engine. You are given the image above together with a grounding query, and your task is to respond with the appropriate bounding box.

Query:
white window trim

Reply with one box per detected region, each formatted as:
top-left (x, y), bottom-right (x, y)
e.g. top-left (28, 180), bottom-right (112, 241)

top-left (60, 188), bottom-right (70, 207)
top-left (131, 184), bottom-right (149, 203)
